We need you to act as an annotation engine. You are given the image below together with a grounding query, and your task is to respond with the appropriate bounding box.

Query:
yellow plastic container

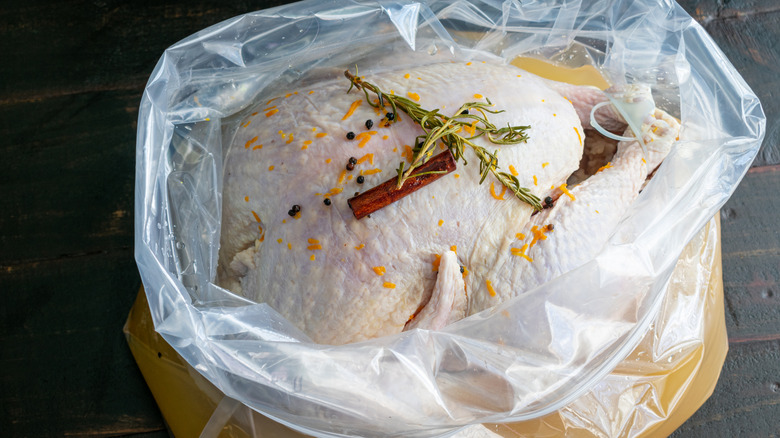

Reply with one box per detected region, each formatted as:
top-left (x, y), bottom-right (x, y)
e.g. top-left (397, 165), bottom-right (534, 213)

top-left (125, 216), bottom-right (726, 438)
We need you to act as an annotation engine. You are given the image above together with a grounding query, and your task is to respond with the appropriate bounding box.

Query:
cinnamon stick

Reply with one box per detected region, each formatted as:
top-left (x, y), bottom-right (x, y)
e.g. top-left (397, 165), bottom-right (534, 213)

top-left (348, 151), bottom-right (457, 219)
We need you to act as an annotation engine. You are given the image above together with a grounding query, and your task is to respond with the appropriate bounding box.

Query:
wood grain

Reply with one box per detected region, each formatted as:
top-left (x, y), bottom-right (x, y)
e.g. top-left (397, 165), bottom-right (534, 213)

top-left (671, 339), bottom-right (780, 437)
top-left (667, 165), bottom-right (780, 437)
top-left (719, 166), bottom-right (780, 343)
top-left (0, 0), bottom-right (777, 437)
top-left (0, 251), bottom-right (162, 436)
top-left (678, 0), bottom-right (780, 167)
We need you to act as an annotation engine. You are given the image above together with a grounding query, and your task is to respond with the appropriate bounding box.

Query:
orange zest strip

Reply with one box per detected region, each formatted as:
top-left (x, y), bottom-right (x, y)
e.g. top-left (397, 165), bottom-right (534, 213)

top-left (307, 238), bottom-right (319, 244)
top-left (245, 136), bottom-right (258, 148)
top-left (463, 120), bottom-right (478, 136)
top-left (574, 126), bottom-right (582, 145)
top-left (355, 131), bottom-right (376, 148)
top-left (383, 282), bottom-right (396, 289)
top-left (510, 244), bottom-right (533, 262)
top-left (342, 100), bottom-right (362, 120)
top-left (560, 183), bottom-right (575, 201)
top-left (529, 226), bottom-right (547, 248)
top-left (359, 168), bottom-right (382, 176)
top-left (337, 170), bottom-right (347, 185)
top-left (316, 132), bottom-right (328, 138)
top-left (407, 92), bottom-right (420, 102)
top-left (490, 181), bottom-right (506, 200)
top-left (354, 244), bottom-right (365, 250)
top-left (265, 109), bottom-right (279, 117)
top-left (508, 165), bottom-right (518, 176)
top-left (251, 211), bottom-right (261, 222)
top-left (402, 145), bottom-right (414, 162)
top-left (486, 280), bottom-right (496, 297)
top-left (432, 254), bottom-right (442, 272)
top-left (241, 120), bottom-right (252, 128)
top-left (307, 244), bottom-right (323, 250)
top-left (372, 266), bottom-right (386, 276)
top-left (533, 175), bottom-right (538, 186)
top-left (356, 153), bottom-right (374, 165)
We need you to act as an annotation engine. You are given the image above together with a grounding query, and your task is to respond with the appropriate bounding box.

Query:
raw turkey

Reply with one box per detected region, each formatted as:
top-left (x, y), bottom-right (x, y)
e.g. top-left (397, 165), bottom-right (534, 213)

top-left (217, 61), bottom-right (680, 345)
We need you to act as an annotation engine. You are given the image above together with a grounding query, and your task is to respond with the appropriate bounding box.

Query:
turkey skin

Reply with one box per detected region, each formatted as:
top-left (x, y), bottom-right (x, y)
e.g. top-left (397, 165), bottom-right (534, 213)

top-left (217, 61), bottom-right (678, 345)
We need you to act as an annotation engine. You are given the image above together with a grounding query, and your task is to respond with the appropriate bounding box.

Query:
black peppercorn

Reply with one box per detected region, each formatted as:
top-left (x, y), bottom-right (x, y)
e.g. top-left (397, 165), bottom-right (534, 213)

top-left (346, 162), bottom-right (355, 171)
top-left (544, 196), bottom-right (554, 208)
top-left (346, 131), bottom-right (355, 140)
top-left (459, 266), bottom-right (465, 273)
top-left (386, 112), bottom-right (395, 121)
top-left (323, 198), bottom-right (331, 206)
top-left (288, 209), bottom-right (296, 217)
top-left (365, 119), bottom-right (373, 129)
top-left (349, 157), bottom-right (357, 165)
top-left (356, 175), bottom-right (365, 184)
top-left (547, 224), bottom-right (554, 231)
top-left (462, 109), bottom-right (469, 115)
top-left (292, 204), bottom-right (301, 213)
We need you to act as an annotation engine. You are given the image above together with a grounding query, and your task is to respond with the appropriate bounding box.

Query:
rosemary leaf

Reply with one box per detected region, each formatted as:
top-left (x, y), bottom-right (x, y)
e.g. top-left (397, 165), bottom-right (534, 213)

top-left (345, 69), bottom-right (542, 211)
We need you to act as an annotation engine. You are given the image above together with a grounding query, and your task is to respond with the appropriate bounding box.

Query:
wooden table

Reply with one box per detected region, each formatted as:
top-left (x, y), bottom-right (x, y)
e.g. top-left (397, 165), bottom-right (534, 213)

top-left (1, 1), bottom-right (778, 436)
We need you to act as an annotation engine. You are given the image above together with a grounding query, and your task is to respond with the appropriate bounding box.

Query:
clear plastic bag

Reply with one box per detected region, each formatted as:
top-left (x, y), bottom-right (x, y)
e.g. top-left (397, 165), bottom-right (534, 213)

top-left (134, 1), bottom-right (764, 437)
top-left (124, 214), bottom-right (727, 438)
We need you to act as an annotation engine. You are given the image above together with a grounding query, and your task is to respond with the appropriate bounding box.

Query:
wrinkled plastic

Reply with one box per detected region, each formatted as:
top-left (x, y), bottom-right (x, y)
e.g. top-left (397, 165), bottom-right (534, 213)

top-left (133, 1), bottom-right (764, 437)
top-left (125, 215), bottom-right (727, 438)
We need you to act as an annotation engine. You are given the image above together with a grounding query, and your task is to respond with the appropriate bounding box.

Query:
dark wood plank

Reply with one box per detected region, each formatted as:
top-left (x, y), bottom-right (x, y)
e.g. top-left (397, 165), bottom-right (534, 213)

top-left (671, 339), bottom-right (780, 437)
top-left (0, 89), bottom-right (138, 263)
top-left (0, 1), bottom-right (287, 103)
top-left (0, 250), bottom-right (165, 437)
top-left (677, 0), bottom-right (780, 167)
top-left (670, 165), bottom-right (780, 436)
top-left (0, 1), bottom-right (777, 437)
top-left (719, 165), bottom-right (780, 343)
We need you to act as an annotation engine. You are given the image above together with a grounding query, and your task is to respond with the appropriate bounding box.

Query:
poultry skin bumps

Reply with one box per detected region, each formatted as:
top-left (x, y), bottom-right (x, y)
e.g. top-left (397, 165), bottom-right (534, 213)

top-left (218, 61), bottom-right (676, 345)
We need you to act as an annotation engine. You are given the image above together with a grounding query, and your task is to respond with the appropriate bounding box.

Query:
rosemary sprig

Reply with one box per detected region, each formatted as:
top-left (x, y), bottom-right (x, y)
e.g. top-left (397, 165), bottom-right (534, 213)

top-left (345, 69), bottom-right (542, 211)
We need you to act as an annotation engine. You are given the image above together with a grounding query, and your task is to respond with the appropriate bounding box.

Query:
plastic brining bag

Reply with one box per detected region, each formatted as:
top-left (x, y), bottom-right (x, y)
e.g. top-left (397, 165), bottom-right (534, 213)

top-left (134, 1), bottom-right (764, 437)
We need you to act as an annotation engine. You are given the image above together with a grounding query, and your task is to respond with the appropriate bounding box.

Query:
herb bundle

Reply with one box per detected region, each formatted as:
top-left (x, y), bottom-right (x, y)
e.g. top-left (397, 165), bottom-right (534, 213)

top-left (345, 69), bottom-right (543, 211)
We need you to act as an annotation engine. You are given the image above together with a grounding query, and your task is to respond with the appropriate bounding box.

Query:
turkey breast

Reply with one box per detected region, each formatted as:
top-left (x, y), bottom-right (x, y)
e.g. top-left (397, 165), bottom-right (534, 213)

top-left (217, 61), bottom-right (678, 345)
